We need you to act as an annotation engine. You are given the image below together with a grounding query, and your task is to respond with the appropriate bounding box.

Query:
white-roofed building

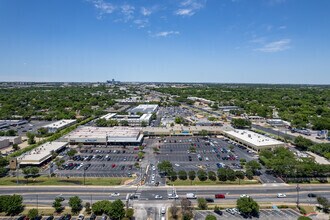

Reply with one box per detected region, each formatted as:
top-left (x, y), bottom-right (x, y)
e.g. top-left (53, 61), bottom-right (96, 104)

top-left (129, 104), bottom-right (158, 114)
top-left (17, 142), bottom-right (68, 166)
top-left (98, 113), bottom-right (152, 126)
top-left (43, 120), bottom-right (76, 133)
top-left (223, 129), bottom-right (285, 151)
top-left (64, 126), bottom-right (143, 145)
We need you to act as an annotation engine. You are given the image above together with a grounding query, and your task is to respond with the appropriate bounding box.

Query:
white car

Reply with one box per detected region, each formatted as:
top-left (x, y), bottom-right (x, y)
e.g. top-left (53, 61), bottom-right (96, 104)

top-left (77, 214), bottom-right (84, 220)
top-left (155, 195), bottom-right (163, 199)
top-left (174, 163), bottom-right (180, 167)
top-left (277, 193), bottom-right (287, 198)
top-left (152, 166), bottom-right (156, 171)
top-left (205, 157), bottom-right (209, 161)
top-left (110, 192), bottom-right (120, 197)
top-left (240, 194), bottom-right (249, 198)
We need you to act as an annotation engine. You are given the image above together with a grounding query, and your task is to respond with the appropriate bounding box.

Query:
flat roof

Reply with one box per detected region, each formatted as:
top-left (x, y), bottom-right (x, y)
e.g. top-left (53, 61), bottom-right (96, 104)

top-left (65, 126), bottom-right (143, 143)
top-left (18, 142), bottom-right (68, 165)
top-left (43, 120), bottom-right (76, 129)
top-left (129, 104), bottom-right (158, 113)
top-left (100, 113), bottom-right (117, 120)
top-left (223, 129), bottom-right (284, 147)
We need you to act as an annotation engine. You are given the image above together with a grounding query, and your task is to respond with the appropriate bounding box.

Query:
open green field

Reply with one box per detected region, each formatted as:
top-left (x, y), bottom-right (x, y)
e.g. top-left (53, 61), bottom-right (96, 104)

top-left (0, 177), bottom-right (130, 186)
top-left (166, 178), bottom-right (259, 186)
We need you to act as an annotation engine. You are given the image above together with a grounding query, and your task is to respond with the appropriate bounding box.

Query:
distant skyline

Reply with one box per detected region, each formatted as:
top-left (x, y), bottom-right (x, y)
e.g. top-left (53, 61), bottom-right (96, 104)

top-left (1, 0), bottom-right (330, 84)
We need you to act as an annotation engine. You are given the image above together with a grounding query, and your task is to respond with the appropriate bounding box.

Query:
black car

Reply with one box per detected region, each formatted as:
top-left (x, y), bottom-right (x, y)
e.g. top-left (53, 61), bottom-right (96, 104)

top-left (89, 213), bottom-right (97, 220)
top-left (214, 210), bottom-right (223, 216)
top-left (205, 198), bottom-right (214, 203)
top-left (64, 214), bottom-right (71, 220)
top-left (308, 193), bottom-right (317, 197)
top-left (17, 216), bottom-right (26, 220)
top-left (45, 216), bottom-right (54, 220)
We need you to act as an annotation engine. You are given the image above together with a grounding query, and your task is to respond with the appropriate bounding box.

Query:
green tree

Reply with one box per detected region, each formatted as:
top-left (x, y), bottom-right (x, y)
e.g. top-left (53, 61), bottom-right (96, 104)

top-left (108, 199), bottom-right (125, 220)
top-left (0, 194), bottom-right (24, 215)
top-left (141, 121), bottom-right (148, 127)
top-left (12, 144), bottom-right (20, 151)
top-left (92, 200), bottom-right (112, 215)
top-left (69, 196), bottom-right (82, 214)
top-left (174, 117), bottom-right (183, 124)
top-left (67, 149), bottom-right (77, 158)
top-left (231, 118), bottom-right (251, 129)
top-left (178, 170), bottom-right (187, 180)
top-left (317, 196), bottom-right (329, 211)
top-left (0, 167), bottom-right (8, 177)
top-left (246, 169), bottom-right (254, 180)
top-left (125, 208), bottom-right (134, 219)
top-left (294, 136), bottom-right (313, 151)
top-left (197, 198), bottom-right (208, 210)
top-left (170, 203), bottom-right (179, 219)
top-left (208, 171), bottom-right (217, 181)
top-left (217, 168), bottom-right (227, 182)
top-left (52, 198), bottom-right (63, 213)
top-left (236, 197), bottom-right (260, 217)
top-left (85, 202), bottom-right (91, 214)
top-left (120, 120), bottom-right (129, 126)
top-left (27, 132), bottom-right (36, 145)
top-left (245, 160), bottom-right (261, 174)
top-left (197, 170), bottom-right (208, 181)
top-left (28, 209), bottom-right (39, 220)
top-left (157, 160), bottom-right (174, 174)
top-left (169, 171), bottom-right (178, 181)
top-left (188, 170), bottom-right (196, 184)
top-left (205, 215), bottom-right (217, 220)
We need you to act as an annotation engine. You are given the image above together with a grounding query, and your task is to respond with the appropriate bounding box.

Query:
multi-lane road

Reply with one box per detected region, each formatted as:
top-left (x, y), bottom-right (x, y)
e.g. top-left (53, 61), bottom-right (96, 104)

top-left (1, 184), bottom-right (329, 206)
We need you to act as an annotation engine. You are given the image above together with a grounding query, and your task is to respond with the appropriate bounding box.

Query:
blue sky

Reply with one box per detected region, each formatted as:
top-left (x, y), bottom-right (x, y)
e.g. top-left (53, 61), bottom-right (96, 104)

top-left (0, 0), bottom-right (330, 84)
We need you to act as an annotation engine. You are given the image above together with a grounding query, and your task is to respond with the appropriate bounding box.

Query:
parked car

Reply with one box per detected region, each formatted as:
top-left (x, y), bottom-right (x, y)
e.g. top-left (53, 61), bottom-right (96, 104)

top-left (77, 214), bottom-right (84, 220)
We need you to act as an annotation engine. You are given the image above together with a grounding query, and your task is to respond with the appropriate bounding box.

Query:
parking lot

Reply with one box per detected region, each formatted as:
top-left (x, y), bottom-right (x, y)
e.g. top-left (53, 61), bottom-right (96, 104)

top-left (155, 136), bottom-right (258, 173)
top-left (55, 145), bottom-right (141, 178)
top-left (194, 209), bottom-right (302, 220)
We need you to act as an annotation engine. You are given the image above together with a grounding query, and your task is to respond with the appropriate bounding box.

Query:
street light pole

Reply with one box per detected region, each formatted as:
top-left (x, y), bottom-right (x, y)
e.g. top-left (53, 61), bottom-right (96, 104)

top-left (83, 169), bottom-right (86, 185)
top-left (296, 183), bottom-right (300, 207)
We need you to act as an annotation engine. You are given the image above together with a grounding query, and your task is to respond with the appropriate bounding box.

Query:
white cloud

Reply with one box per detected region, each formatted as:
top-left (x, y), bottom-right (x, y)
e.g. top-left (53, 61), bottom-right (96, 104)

top-left (121, 4), bottom-right (135, 21)
top-left (153, 31), bottom-right (180, 37)
top-left (134, 19), bottom-right (149, 29)
top-left (140, 7), bottom-right (152, 16)
top-left (255, 39), bottom-right (291, 52)
top-left (90, 0), bottom-right (116, 19)
top-left (175, 0), bottom-right (206, 17)
top-left (279, 25), bottom-right (287, 30)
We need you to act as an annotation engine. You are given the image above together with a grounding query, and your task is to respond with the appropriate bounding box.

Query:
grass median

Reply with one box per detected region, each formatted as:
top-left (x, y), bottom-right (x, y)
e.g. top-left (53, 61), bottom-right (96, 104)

top-left (166, 178), bottom-right (259, 186)
top-left (0, 177), bottom-right (130, 186)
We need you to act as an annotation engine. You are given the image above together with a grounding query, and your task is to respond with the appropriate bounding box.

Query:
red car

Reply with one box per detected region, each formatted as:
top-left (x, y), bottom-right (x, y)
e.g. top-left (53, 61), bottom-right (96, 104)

top-left (215, 194), bottom-right (226, 199)
top-left (112, 164), bottom-right (116, 168)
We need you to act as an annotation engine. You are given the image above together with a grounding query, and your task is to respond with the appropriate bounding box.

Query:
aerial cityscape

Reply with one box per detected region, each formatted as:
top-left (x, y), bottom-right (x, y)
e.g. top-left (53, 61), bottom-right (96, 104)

top-left (0, 1), bottom-right (330, 220)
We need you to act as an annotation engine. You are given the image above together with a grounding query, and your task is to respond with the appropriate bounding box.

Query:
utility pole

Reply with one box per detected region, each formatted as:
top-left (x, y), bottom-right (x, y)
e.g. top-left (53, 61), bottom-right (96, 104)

top-left (296, 183), bottom-right (300, 207)
top-left (83, 169), bottom-right (86, 185)
top-left (36, 194), bottom-right (39, 212)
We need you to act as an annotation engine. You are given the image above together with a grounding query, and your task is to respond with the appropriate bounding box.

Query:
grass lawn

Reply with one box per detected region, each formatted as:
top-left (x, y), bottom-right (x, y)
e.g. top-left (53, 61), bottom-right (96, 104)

top-left (0, 177), bottom-right (130, 186)
top-left (166, 178), bottom-right (259, 186)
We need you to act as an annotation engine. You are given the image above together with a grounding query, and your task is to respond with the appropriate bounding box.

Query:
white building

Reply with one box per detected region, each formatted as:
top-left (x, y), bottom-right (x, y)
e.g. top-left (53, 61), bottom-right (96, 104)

top-left (17, 142), bottom-right (68, 166)
top-left (0, 138), bottom-right (10, 149)
top-left (43, 120), bottom-right (76, 133)
top-left (129, 104), bottom-right (158, 114)
top-left (99, 113), bottom-right (152, 126)
top-left (223, 129), bottom-right (285, 151)
top-left (64, 126), bottom-right (143, 145)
